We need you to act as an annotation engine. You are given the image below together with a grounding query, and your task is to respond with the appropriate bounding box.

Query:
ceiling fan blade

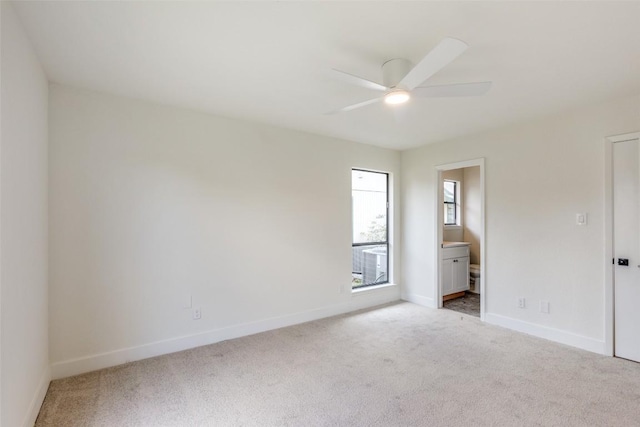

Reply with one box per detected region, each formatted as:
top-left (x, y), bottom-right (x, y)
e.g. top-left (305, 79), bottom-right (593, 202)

top-left (398, 37), bottom-right (469, 91)
top-left (331, 69), bottom-right (388, 92)
top-left (412, 81), bottom-right (492, 97)
top-left (325, 97), bottom-right (384, 115)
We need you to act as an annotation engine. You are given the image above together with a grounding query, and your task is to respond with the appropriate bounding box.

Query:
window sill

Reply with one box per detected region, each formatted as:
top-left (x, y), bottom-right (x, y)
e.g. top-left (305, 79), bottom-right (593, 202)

top-left (444, 225), bottom-right (462, 229)
top-left (351, 283), bottom-right (398, 294)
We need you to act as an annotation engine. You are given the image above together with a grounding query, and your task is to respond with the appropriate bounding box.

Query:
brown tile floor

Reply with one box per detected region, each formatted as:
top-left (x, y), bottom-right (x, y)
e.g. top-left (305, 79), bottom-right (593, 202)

top-left (443, 291), bottom-right (480, 317)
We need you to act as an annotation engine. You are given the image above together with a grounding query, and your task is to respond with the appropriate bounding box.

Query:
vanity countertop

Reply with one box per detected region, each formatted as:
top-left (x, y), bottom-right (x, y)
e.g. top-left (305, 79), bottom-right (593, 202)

top-left (442, 241), bottom-right (471, 248)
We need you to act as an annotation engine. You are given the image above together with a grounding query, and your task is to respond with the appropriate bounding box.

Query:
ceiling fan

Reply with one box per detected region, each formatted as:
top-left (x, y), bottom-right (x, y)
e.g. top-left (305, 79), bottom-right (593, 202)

top-left (327, 37), bottom-right (491, 114)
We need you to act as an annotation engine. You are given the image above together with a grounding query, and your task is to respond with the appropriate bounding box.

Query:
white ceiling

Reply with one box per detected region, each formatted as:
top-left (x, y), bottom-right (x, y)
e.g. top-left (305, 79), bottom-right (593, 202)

top-left (12, 1), bottom-right (640, 150)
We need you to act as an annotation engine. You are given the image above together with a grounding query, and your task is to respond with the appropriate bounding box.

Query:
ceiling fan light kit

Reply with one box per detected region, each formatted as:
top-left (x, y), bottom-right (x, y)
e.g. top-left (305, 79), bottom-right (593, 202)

top-left (384, 90), bottom-right (411, 105)
top-left (328, 37), bottom-right (492, 115)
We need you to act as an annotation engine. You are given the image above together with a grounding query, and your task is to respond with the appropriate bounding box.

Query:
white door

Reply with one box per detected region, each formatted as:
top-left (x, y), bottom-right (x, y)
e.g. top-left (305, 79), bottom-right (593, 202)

top-left (613, 138), bottom-right (640, 362)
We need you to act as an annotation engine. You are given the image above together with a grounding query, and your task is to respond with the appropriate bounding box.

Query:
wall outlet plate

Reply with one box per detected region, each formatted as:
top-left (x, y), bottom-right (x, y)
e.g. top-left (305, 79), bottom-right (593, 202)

top-left (576, 213), bottom-right (587, 226)
top-left (193, 308), bottom-right (201, 320)
top-left (518, 297), bottom-right (526, 309)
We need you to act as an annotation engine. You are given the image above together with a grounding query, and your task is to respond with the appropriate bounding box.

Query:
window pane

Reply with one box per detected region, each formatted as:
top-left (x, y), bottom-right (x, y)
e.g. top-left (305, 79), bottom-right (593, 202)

top-left (444, 181), bottom-right (455, 203)
top-left (444, 204), bottom-right (456, 224)
top-left (352, 169), bottom-right (389, 289)
top-left (352, 244), bottom-right (387, 288)
top-left (352, 170), bottom-right (387, 244)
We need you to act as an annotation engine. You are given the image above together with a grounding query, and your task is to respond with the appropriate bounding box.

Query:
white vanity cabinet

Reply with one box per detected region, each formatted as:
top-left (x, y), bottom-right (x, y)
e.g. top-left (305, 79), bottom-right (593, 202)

top-left (442, 243), bottom-right (470, 297)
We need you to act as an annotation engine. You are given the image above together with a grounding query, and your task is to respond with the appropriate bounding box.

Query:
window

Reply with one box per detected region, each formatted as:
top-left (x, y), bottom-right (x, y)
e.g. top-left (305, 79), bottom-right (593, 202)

top-left (352, 169), bottom-right (389, 289)
top-left (444, 180), bottom-right (458, 226)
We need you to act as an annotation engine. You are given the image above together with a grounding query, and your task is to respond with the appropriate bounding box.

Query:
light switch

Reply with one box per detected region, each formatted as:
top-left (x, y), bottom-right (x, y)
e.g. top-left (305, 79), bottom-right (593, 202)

top-left (576, 213), bottom-right (587, 226)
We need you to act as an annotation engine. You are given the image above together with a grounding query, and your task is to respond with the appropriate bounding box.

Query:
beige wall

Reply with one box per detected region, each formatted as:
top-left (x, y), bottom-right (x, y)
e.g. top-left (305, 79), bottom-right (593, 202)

top-left (401, 94), bottom-right (639, 352)
top-left (463, 166), bottom-right (481, 265)
top-left (1, 2), bottom-right (50, 426)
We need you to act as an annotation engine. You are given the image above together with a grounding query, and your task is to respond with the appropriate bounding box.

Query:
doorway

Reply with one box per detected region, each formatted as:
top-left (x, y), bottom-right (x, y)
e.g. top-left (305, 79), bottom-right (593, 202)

top-left (435, 159), bottom-right (485, 320)
top-left (608, 132), bottom-right (640, 362)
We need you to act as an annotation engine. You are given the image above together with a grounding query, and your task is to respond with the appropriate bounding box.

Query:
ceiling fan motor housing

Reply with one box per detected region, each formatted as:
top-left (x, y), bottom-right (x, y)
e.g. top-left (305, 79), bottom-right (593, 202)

top-left (382, 58), bottom-right (413, 89)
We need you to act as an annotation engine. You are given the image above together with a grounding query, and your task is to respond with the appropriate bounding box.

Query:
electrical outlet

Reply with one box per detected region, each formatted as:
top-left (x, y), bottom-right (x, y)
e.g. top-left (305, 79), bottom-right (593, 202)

top-left (576, 213), bottom-right (588, 226)
top-left (193, 308), bottom-right (201, 320)
top-left (540, 301), bottom-right (550, 314)
top-left (518, 298), bottom-right (526, 309)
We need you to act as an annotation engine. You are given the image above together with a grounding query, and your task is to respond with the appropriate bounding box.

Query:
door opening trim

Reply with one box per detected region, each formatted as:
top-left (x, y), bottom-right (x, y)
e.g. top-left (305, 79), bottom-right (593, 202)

top-left (604, 132), bottom-right (640, 357)
top-left (435, 158), bottom-right (486, 320)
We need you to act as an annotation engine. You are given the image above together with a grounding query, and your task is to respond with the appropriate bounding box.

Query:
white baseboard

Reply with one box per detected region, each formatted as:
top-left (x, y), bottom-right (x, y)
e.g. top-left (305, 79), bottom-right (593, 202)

top-left (401, 292), bottom-right (436, 308)
top-left (22, 366), bottom-right (50, 427)
top-left (51, 286), bottom-right (401, 380)
top-left (350, 283), bottom-right (401, 310)
top-left (484, 313), bottom-right (606, 355)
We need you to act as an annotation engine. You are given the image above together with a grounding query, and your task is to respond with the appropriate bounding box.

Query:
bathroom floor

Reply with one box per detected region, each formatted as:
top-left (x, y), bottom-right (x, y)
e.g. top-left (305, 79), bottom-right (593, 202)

top-left (443, 291), bottom-right (480, 317)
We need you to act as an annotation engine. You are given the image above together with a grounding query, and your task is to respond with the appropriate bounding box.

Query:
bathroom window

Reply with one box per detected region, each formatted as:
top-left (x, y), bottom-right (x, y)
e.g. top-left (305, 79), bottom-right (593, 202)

top-left (352, 169), bottom-right (389, 289)
top-left (444, 180), bottom-right (458, 226)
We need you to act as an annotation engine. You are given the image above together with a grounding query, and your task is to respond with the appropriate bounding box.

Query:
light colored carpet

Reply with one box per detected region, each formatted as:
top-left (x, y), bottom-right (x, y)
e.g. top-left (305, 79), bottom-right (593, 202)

top-left (36, 302), bottom-right (640, 426)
